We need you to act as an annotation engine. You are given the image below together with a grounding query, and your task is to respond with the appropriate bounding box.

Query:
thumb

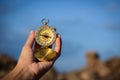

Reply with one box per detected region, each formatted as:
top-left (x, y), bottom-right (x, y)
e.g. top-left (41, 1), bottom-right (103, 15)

top-left (24, 30), bottom-right (35, 48)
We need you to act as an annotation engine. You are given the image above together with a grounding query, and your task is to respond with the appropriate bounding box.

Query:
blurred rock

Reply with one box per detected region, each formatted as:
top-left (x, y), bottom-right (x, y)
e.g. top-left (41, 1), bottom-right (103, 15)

top-left (57, 70), bottom-right (80, 80)
top-left (0, 52), bottom-right (120, 80)
top-left (57, 51), bottom-right (120, 80)
top-left (40, 68), bottom-right (57, 80)
top-left (106, 57), bottom-right (120, 73)
top-left (101, 57), bottom-right (120, 80)
top-left (81, 51), bottom-right (110, 79)
top-left (0, 53), bottom-right (16, 78)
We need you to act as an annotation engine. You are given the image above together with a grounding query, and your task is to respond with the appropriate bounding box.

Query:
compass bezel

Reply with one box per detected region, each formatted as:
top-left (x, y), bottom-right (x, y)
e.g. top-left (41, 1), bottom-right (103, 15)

top-left (35, 25), bottom-right (56, 47)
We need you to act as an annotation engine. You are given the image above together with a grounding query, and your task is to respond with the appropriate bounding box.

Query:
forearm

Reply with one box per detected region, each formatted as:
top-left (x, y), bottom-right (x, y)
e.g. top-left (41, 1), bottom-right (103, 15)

top-left (1, 66), bottom-right (36, 80)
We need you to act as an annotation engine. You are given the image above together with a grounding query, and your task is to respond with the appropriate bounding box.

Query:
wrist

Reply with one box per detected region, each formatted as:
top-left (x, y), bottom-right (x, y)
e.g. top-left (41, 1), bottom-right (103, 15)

top-left (2, 65), bottom-right (36, 80)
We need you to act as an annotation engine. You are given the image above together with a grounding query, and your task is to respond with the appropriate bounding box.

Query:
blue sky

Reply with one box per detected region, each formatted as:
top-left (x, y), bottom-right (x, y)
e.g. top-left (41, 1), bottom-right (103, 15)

top-left (0, 0), bottom-right (120, 72)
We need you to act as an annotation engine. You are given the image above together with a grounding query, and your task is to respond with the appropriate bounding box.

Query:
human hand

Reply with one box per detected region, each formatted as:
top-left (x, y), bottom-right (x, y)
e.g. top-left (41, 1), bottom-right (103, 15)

top-left (2, 30), bottom-right (62, 80)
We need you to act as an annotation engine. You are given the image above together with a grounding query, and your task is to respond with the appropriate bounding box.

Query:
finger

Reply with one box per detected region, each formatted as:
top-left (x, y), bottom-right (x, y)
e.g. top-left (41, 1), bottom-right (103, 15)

top-left (25, 30), bottom-right (35, 48)
top-left (54, 34), bottom-right (62, 55)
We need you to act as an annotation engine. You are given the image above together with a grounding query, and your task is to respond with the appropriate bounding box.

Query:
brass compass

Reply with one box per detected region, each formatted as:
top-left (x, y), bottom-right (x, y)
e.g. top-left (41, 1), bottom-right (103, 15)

top-left (34, 18), bottom-right (57, 61)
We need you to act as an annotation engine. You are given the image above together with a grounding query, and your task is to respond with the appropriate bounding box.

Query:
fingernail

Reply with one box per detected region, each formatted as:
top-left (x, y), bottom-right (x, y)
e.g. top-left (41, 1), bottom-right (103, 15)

top-left (58, 34), bottom-right (61, 38)
top-left (30, 30), bottom-right (33, 34)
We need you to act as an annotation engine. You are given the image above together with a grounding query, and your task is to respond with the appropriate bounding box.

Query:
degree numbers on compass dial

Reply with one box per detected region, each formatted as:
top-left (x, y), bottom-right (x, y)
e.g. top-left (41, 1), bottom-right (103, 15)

top-left (35, 26), bottom-right (56, 47)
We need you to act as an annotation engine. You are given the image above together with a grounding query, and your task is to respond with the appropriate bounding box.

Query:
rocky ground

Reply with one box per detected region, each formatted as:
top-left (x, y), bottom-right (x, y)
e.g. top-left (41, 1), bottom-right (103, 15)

top-left (0, 52), bottom-right (120, 80)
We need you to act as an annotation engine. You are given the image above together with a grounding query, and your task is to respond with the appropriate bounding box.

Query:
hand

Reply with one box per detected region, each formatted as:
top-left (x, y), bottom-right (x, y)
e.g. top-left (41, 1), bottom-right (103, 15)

top-left (2, 30), bottom-right (62, 80)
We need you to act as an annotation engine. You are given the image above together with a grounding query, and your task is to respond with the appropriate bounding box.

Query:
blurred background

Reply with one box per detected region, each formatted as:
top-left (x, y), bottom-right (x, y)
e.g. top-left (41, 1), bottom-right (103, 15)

top-left (0, 0), bottom-right (120, 80)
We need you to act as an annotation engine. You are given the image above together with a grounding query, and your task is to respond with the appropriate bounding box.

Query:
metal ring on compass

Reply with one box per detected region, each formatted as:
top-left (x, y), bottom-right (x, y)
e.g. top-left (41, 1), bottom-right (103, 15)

top-left (41, 18), bottom-right (49, 25)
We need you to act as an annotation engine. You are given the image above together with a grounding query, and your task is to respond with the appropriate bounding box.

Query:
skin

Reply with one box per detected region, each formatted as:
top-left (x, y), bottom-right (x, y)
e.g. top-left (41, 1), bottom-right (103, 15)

top-left (1, 30), bottom-right (62, 80)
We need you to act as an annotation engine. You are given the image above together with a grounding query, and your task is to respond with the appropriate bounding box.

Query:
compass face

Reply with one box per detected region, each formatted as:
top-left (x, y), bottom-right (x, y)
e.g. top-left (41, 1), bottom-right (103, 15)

top-left (35, 25), bottom-right (56, 47)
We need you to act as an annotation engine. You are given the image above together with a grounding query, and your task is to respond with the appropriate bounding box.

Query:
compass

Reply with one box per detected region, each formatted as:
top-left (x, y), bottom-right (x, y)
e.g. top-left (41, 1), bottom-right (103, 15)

top-left (35, 22), bottom-right (56, 47)
top-left (34, 18), bottom-right (57, 61)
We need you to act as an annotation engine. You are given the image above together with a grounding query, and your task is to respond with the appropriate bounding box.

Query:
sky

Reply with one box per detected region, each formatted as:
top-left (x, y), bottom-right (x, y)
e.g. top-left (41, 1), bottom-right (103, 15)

top-left (0, 0), bottom-right (120, 72)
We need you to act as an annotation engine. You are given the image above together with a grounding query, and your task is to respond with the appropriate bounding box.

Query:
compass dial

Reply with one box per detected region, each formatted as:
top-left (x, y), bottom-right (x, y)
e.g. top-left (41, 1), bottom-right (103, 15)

top-left (35, 26), bottom-right (56, 47)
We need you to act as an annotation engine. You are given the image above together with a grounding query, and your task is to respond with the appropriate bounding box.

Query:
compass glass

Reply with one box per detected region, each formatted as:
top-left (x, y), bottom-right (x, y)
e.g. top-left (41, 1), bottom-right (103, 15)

top-left (35, 26), bottom-right (56, 47)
